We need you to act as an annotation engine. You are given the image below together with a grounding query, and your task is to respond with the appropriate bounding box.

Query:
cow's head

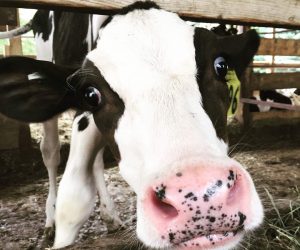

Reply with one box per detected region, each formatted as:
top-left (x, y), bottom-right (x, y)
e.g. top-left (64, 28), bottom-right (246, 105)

top-left (0, 2), bottom-right (263, 249)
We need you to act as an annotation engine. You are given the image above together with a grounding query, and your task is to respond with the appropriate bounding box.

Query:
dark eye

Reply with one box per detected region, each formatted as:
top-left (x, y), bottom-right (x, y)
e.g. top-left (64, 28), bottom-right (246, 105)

top-left (84, 86), bottom-right (102, 107)
top-left (214, 57), bottom-right (228, 79)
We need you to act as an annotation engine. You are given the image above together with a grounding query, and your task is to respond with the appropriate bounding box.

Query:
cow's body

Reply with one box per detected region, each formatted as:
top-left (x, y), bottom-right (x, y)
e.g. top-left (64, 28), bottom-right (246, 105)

top-left (0, 2), bottom-right (264, 249)
top-left (1, 10), bottom-right (121, 246)
top-left (250, 89), bottom-right (299, 112)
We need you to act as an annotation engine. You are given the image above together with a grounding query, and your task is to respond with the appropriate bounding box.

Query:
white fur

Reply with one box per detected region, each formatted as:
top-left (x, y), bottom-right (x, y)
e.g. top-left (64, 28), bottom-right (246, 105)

top-left (53, 113), bottom-right (121, 249)
top-left (88, 8), bottom-right (263, 249)
top-left (35, 11), bottom-right (54, 61)
top-left (40, 117), bottom-right (60, 228)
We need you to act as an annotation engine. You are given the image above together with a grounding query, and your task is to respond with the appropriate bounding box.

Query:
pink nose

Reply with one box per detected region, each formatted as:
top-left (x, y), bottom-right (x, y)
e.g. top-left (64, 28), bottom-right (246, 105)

top-left (143, 162), bottom-right (252, 247)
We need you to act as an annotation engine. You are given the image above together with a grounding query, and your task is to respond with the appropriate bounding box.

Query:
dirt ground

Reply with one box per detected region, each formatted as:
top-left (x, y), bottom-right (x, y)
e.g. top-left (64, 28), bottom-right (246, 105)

top-left (0, 115), bottom-right (299, 250)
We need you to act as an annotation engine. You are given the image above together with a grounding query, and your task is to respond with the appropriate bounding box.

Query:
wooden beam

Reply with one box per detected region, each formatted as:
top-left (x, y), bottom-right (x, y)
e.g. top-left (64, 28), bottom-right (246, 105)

top-left (252, 110), bottom-right (300, 121)
top-left (251, 72), bottom-right (300, 90)
top-left (252, 63), bottom-right (300, 68)
top-left (257, 38), bottom-right (300, 56)
top-left (0, 7), bottom-right (17, 26)
top-left (0, 0), bottom-right (300, 28)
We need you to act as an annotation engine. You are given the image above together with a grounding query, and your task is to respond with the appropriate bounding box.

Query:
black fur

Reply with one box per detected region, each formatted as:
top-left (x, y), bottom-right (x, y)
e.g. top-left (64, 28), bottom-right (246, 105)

top-left (32, 10), bottom-right (53, 42)
top-left (78, 116), bottom-right (89, 131)
top-left (194, 28), bottom-right (259, 141)
top-left (101, 1), bottom-right (160, 29)
top-left (53, 11), bottom-right (89, 67)
top-left (0, 57), bottom-right (77, 122)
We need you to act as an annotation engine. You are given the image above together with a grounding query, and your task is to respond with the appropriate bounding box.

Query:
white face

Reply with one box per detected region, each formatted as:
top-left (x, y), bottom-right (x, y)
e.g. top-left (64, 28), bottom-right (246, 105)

top-left (87, 7), bottom-right (263, 250)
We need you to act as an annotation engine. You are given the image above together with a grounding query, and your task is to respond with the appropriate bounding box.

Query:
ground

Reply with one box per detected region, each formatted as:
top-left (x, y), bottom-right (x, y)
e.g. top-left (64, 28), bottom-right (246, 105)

top-left (0, 115), bottom-right (299, 250)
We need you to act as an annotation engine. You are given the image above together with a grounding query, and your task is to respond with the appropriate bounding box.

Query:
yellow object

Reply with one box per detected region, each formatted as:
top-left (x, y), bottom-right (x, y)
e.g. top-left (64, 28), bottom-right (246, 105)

top-left (226, 70), bottom-right (240, 117)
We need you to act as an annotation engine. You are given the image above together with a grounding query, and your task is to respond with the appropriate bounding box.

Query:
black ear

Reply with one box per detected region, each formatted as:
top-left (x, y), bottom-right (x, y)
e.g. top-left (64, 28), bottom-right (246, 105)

top-left (0, 56), bottom-right (77, 122)
top-left (219, 29), bottom-right (260, 76)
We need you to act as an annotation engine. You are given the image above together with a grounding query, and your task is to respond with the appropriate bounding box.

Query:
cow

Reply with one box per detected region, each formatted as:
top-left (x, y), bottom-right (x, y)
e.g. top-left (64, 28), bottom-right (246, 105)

top-left (250, 89), bottom-right (300, 112)
top-left (0, 1), bottom-right (264, 249)
top-left (0, 9), bottom-right (122, 247)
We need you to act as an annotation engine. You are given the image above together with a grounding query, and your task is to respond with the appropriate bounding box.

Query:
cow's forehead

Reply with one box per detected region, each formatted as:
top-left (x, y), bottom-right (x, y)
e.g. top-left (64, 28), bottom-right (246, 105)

top-left (87, 8), bottom-right (197, 102)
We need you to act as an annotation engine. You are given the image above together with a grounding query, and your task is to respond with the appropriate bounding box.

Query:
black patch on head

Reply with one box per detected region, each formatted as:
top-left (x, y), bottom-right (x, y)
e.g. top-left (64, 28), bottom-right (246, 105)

top-left (119, 1), bottom-right (160, 14)
top-left (101, 1), bottom-right (160, 29)
top-left (295, 88), bottom-right (300, 95)
top-left (193, 28), bottom-right (259, 141)
top-left (78, 115), bottom-right (89, 131)
top-left (193, 28), bottom-right (230, 141)
top-left (68, 59), bottom-right (124, 162)
top-left (32, 10), bottom-right (53, 41)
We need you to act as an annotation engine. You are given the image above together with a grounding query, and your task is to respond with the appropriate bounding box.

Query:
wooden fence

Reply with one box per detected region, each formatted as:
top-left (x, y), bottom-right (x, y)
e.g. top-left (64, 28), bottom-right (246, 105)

top-left (0, 0), bottom-right (300, 28)
top-left (0, 8), bottom-right (31, 151)
top-left (242, 37), bottom-right (300, 125)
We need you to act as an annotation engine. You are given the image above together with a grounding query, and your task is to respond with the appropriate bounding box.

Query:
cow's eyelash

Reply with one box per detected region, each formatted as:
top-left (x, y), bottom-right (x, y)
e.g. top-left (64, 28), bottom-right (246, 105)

top-left (66, 70), bottom-right (99, 92)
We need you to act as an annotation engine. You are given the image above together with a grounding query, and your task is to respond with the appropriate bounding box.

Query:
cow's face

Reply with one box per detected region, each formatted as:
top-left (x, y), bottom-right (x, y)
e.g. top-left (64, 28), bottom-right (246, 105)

top-left (67, 6), bottom-right (263, 249)
top-left (0, 3), bottom-right (263, 250)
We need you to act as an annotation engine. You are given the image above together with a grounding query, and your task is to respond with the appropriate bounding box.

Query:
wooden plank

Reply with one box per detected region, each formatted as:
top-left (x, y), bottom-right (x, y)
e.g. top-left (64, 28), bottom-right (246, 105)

top-left (251, 72), bottom-right (300, 90)
top-left (0, 7), bottom-right (17, 26)
top-left (257, 38), bottom-right (300, 56)
top-left (7, 25), bottom-right (23, 56)
top-left (252, 110), bottom-right (300, 121)
top-left (252, 63), bottom-right (300, 68)
top-left (240, 98), bottom-right (300, 111)
top-left (0, 0), bottom-right (300, 28)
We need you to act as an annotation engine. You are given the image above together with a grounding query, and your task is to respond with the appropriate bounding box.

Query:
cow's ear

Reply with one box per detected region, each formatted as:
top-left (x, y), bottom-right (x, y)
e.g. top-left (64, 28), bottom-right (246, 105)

top-left (219, 29), bottom-right (260, 76)
top-left (0, 56), bottom-right (77, 122)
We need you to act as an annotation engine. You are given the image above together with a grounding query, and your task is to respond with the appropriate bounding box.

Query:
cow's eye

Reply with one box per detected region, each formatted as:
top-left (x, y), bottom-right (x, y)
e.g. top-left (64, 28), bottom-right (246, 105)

top-left (214, 57), bottom-right (228, 79)
top-left (84, 87), bottom-right (102, 107)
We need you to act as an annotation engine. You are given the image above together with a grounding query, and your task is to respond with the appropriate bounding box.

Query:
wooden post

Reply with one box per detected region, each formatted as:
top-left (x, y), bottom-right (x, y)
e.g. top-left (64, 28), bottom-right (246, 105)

top-left (239, 26), bottom-right (253, 128)
top-left (1, 9), bottom-right (32, 154)
top-left (241, 67), bottom-right (253, 128)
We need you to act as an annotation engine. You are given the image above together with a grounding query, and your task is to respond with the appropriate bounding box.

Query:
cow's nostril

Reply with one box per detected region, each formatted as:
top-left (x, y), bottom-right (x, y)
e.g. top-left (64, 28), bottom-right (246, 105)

top-left (150, 190), bottom-right (178, 219)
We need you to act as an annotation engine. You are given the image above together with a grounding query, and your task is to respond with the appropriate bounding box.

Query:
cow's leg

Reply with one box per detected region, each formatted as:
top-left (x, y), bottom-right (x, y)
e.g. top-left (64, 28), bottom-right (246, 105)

top-left (40, 117), bottom-right (60, 239)
top-left (93, 148), bottom-right (123, 231)
top-left (53, 112), bottom-right (103, 249)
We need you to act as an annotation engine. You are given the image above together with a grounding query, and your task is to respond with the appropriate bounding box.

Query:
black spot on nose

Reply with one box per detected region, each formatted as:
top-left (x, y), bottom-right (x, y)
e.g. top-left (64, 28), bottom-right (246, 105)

top-left (169, 232), bottom-right (175, 242)
top-left (176, 172), bottom-right (183, 177)
top-left (238, 212), bottom-right (247, 226)
top-left (155, 184), bottom-right (166, 200)
top-left (78, 116), bottom-right (89, 131)
top-left (209, 216), bottom-right (216, 223)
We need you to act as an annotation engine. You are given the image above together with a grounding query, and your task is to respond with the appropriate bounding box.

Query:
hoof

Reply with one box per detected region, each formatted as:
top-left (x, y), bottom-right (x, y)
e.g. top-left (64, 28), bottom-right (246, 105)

top-left (41, 226), bottom-right (55, 248)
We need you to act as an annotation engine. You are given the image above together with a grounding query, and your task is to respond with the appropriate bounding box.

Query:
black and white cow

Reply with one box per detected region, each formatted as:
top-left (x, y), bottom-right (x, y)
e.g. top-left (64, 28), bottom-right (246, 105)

top-left (0, 9), bottom-right (122, 247)
top-left (249, 89), bottom-right (300, 112)
top-left (0, 2), bottom-right (263, 249)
